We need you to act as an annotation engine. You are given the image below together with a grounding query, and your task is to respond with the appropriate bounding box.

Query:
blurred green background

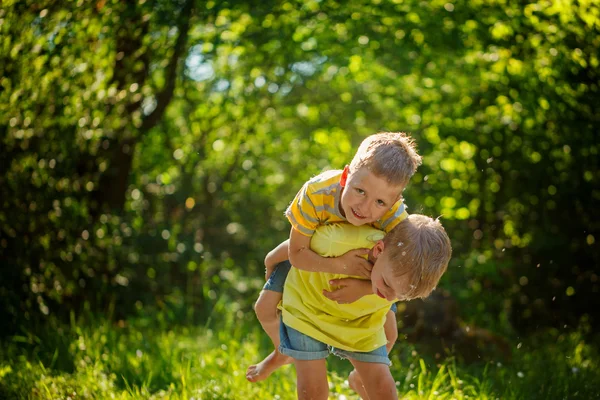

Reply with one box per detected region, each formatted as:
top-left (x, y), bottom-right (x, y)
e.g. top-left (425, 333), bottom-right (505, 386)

top-left (1, 0), bottom-right (599, 398)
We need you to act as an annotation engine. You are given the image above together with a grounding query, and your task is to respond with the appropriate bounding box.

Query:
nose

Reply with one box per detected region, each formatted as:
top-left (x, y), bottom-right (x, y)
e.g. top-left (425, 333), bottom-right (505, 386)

top-left (356, 197), bottom-right (369, 212)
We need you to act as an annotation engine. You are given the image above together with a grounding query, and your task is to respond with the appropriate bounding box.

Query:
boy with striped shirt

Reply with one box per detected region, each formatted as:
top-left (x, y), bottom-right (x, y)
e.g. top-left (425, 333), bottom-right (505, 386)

top-left (246, 132), bottom-right (422, 382)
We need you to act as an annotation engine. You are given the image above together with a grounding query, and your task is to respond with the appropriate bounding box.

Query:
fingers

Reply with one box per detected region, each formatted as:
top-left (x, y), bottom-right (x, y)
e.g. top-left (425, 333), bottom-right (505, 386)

top-left (322, 289), bottom-right (342, 303)
top-left (265, 268), bottom-right (273, 281)
top-left (350, 248), bottom-right (370, 256)
top-left (360, 263), bottom-right (373, 278)
top-left (357, 270), bottom-right (370, 279)
top-left (322, 289), bottom-right (334, 300)
top-left (329, 278), bottom-right (349, 286)
top-left (323, 289), bottom-right (355, 304)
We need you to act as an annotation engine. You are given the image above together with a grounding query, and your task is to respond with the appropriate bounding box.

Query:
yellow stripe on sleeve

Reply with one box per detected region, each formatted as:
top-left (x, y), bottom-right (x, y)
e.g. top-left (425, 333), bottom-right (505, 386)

top-left (285, 183), bottom-right (320, 236)
top-left (379, 202), bottom-right (408, 233)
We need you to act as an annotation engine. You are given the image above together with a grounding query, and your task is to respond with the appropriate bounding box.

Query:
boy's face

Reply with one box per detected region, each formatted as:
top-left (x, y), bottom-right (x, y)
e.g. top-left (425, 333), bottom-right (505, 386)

top-left (339, 166), bottom-right (404, 226)
top-left (369, 241), bottom-right (412, 302)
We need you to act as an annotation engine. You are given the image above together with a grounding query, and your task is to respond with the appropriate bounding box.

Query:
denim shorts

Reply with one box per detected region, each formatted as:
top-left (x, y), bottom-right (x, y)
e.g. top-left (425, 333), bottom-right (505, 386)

top-left (263, 261), bottom-right (292, 292)
top-left (264, 261), bottom-right (398, 314)
top-left (278, 320), bottom-right (391, 366)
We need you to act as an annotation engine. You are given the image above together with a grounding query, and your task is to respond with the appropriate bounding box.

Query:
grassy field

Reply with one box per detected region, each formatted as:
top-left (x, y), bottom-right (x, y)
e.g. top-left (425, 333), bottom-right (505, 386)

top-left (1, 311), bottom-right (599, 400)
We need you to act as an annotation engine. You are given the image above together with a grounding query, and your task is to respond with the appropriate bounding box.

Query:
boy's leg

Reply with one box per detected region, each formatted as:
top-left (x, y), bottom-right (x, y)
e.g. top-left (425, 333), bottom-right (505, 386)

top-left (349, 310), bottom-right (397, 398)
top-left (254, 289), bottom-right (283, 347)
top-left (348, 369), bottom-right (369, 399)
top-left (278, 321), bottom-right (330, 400)
top-left (246, 262), bottom-right (293, 382)
top-left (348, 359), bottom-right (397, 400)
top-left (295, 359), bottom-right (329, 400)
top-left (349, 309), bottom-right (397, 398)
top-left (246, 290), bottom-right (292, 382)
top-left (334, 343), bottom-right (394, 400)
top-left (384, 307), bottom-right (399, 354)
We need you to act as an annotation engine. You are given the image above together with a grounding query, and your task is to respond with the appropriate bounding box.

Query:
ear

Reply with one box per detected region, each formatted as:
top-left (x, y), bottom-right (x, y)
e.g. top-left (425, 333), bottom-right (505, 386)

top-left (340, 165), bottom-right (350, 187)
top-left (372, 240), bottom-right (385, 260)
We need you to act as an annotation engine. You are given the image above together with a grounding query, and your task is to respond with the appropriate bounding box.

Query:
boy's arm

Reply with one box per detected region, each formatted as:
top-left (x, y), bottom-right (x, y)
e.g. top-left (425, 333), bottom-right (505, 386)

top-left (322, 277), bottom-right (373, 304)
top-left (264, 239), bottom-right (289, 280)
top-left (288, 228), bottom-right (373, 278)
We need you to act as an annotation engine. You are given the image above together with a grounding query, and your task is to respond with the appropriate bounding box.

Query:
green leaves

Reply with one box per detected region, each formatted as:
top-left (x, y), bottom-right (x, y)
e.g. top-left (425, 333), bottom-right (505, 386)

top-left (1, 0), bottom-right (599, 334)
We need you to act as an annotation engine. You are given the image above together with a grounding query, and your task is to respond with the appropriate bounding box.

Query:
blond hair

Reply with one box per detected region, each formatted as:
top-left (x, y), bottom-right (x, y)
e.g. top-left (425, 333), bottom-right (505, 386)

top-left (349, 132), bottom-right (422, 188)
top-left (383, 214), bottom-right (452, 300)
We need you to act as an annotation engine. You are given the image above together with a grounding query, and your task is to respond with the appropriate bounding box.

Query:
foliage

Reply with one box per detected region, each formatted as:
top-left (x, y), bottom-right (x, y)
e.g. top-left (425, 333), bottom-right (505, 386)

top-left (1, 0), bottom-right (599, 337)
top-left (1, 313), bottom-right (599, 399)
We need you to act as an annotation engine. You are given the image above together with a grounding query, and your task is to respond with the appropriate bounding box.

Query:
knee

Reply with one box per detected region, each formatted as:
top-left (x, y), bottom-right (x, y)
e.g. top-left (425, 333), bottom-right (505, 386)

top-left (254, 293), bottom-right (279, 323)
top-left (348, 369), bottom-right (362, 393)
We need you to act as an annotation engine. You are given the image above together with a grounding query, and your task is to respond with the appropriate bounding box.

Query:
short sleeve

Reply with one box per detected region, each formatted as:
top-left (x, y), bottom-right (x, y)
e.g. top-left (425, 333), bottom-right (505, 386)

top-left (377, 201), bottom-right (408, 233)
top-left (285, 182), bottom-right (320, 236)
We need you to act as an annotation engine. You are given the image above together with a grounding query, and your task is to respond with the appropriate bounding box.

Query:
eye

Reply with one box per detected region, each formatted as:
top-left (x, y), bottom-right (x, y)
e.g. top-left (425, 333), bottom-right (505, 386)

top-left (377, 199), bottom-right (386, 206)
top-left (382, 276), bottom-right (393, 290)
top-left (356, 188), bottom-right (365, 195)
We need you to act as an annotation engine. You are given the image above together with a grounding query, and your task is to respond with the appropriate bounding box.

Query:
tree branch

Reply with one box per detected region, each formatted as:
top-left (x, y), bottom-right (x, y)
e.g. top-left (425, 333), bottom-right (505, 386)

top-left (140, 0), bottom-right (195, 134)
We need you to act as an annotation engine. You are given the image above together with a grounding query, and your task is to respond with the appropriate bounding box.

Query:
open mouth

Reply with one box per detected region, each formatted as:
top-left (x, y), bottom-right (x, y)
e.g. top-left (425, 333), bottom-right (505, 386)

top-left (351, 208), bottom-right (366, 219)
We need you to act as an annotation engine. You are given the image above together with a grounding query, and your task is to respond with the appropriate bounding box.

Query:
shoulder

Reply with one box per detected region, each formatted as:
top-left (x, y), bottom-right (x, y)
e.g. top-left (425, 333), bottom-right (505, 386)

top-left (304, 170), bottom-right (342, 194)
top-left (377, 201), bottom-right (408, 232)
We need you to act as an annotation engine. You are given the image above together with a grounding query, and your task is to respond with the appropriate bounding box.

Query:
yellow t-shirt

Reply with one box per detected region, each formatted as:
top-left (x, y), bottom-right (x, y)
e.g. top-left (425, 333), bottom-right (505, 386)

top-left (285, 170), bottom-right (407, 236)
top-left (281, 223), bottom-right (394, 352)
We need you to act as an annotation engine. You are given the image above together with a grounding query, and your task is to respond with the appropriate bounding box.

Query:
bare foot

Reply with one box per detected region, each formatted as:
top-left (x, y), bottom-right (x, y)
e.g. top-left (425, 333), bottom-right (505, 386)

top-left (246, 350), bottom-right (293, 382)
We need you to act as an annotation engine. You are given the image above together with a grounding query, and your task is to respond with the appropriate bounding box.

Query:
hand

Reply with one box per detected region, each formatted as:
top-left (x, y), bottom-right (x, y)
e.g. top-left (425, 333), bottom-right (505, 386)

top-left (264, 252), bottom-right (276, 281)
top-left (323, 278), bottom-right (372, 304)
top-left (337, 248), bottom-right (372, 278)
top-left (264, 264), bottom-right (275, 281)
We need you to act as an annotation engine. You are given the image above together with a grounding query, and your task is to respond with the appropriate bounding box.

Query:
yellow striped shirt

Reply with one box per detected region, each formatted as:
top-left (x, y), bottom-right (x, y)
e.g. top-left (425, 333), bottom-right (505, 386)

top-left (285, 170), bottom-right (407, 236)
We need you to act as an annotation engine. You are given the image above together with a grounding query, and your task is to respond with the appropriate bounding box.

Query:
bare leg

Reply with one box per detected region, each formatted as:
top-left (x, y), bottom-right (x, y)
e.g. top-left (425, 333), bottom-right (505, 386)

top-left (349, 310), bottom-right (398, 398)
top-left (348, 369), bottom-right (369, 399)
top-left (295, 359), bottom-right (329, 400)
top-left (255, 290), bottom-right (283, 346)
top-left (384, 309), bottom-right (398, 354)
top-left (246, 290), bottom-right (292, 382)
top-left (349, 359), bottom-right (397, 400)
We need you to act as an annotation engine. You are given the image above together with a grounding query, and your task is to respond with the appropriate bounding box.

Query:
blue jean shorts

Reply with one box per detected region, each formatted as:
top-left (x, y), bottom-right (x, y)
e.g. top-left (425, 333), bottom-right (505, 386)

top-left (278, 320), bottom-right (391, 366)
top-left (263, 261), bottom-right (292, 292)
top-left (264, 261), bottom-right (399, 314)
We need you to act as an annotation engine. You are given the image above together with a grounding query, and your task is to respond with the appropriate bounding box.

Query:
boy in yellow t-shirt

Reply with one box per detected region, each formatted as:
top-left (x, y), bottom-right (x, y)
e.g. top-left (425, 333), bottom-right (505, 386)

top-left (280, 216), bottom-right (452, 400)
top-left (247, 132), bottom-right (422, 382)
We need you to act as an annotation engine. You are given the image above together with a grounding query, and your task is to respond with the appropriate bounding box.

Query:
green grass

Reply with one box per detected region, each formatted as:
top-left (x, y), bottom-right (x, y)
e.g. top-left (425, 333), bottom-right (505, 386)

top-left (1, 312), bottom-right (599, 399)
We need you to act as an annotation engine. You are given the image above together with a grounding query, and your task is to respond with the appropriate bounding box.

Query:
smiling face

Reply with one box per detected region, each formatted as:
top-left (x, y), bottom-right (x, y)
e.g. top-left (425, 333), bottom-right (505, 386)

top-left (339, 166), bottom-right (404, 226)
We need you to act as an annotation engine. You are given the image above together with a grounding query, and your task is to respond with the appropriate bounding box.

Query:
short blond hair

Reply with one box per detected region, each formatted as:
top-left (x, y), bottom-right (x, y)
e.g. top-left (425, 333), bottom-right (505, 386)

top-left (383, 214), bottom-right (452, 300)
top-left (349, 132), bottom-right (422, 188)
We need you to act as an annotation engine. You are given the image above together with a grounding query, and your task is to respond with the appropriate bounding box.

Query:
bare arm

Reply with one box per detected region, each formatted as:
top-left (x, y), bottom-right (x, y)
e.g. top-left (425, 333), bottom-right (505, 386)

top-left (264, 239), bottom-right (290, 280)
top-left (288, 227), bottom-right (372, 277)
top-left (322, 277), bottom-right (374, 304)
